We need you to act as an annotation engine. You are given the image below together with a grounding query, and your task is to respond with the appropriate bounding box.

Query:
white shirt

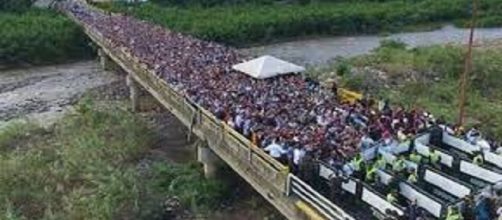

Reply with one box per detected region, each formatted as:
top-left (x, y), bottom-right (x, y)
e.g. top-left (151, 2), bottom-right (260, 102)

top-left (360, 135), bottom-right (375, 149)
top-left (477, 139), bottom-right (491, 151)
top-left (264, 143), bottom-right (285, 158)
top-left (439, 124), bottom-right (454, 135)
top-left (234, 114), bottom-right (244, 128)
top-left (293, 148), bottom-right (306, 165)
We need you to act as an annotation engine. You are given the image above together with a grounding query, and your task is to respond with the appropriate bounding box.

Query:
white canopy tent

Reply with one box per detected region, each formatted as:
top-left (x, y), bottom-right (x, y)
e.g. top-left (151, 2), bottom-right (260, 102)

top-left (232, 55), bottom-right (305, 79)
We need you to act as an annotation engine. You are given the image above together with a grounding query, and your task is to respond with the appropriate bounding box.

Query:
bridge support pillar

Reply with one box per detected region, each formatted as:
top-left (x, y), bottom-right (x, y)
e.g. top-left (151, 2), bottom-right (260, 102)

top-left (126, 74), bottom-right (140, 112)
top-left (98, 48), bottom-right (114, 71)
top-left (197, 142), bottom-right (221, 179)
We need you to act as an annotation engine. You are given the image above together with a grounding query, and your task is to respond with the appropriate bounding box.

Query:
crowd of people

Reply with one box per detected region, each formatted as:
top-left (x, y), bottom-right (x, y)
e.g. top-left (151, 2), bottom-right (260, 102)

top-left (61, 1), bottom-right (437, 171)
top-left (60, 1), bottom-right (502, 219)
top-left (63, 0), bottom-right (502, 175)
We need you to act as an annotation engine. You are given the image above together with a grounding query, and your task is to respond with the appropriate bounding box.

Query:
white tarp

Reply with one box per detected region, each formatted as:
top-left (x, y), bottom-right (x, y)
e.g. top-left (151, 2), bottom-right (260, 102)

top-left (460, 161), bottom-right (502, 183)
top-left (424, 169), bottom-right (471, 198)
top-left (377, 170), bottom-right (393, 185)
top-left (485, 151), bottom-right (502, 169)
top-left (232, 55), bottom-right (305, 79)
top-left (319, 163), bottom-right (335, 180)
top-left (342, 179), bottom-right (357, 195)
top-left (361, 187), bottom-right (404, 216)
top-left (443, 133), bottom-right (480, 154)
top-left (399, 182), bottom-right (443, 218)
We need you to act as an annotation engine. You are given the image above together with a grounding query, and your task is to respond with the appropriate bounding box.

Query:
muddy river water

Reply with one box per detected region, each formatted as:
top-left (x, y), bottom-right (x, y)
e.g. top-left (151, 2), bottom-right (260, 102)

top-left (241, 25), bottom-right (502, 66)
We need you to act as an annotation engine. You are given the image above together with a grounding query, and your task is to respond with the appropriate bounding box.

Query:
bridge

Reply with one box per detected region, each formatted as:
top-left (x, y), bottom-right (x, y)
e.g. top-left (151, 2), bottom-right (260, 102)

top-left (62, 2), bottom-right (353, 220)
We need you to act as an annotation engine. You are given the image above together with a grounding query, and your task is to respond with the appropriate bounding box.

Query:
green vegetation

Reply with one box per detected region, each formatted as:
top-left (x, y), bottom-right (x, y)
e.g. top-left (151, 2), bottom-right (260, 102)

top-left (0, 10), bottom-right (92, 67)
top-left (318, 41), bottom-right (502, 139)
top-left (99, 0), bottom-right (501, 46)
top-left (0, 100), bottom-right (227, 219)
top-left (0, 0), bottom-right (34, 13)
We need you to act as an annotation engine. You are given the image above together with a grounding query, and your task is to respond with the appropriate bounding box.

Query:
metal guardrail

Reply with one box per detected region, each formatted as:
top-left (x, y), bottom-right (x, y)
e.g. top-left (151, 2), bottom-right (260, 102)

top-left (287, 174), bottom-right (354, 220)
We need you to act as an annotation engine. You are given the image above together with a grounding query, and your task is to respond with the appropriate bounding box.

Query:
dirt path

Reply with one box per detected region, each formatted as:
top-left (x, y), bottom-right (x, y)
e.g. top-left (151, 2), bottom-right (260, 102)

top-left (0, 61), bottom-right (121, 127)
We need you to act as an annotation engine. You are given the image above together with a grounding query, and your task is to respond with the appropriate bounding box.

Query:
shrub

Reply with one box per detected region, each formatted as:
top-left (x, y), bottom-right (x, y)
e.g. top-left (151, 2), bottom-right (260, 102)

top-left (0, 10), bottom-right (92, 66)
top-left (0, 101), bottom-right (232, 219)
top-left (100, 0), bottom-right (500, 46)
top-left (336, 59), bottom-right (351, 76)
top-left (149, 162), bottom-right (228, 211)
top-left (0, 0), bottom-right (34, 13)
top-left (379, 39), bottom-right (407, 50)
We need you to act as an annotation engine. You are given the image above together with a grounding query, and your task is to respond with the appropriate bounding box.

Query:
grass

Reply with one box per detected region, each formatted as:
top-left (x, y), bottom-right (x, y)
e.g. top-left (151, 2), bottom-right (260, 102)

top-left (312, 41), bottom-right (502, 140)
top-left (0, 99), bottom-right (228, 219)
top-left (98, 0), bottom-right (502, 46)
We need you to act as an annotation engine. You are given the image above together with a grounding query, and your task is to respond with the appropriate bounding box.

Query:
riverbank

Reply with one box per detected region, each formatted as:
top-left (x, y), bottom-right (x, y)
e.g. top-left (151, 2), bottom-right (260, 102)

top-left (241, 25), bottom-right (502, 66)
top-left (0, 61), bottom-right (119, 126)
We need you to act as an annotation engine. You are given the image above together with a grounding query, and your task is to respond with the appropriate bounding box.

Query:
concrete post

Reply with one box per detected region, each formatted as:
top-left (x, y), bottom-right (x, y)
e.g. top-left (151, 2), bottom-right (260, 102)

top-left (98, 48), bottom-right (113, 71)
top-left (197, 143), bottom-right (221, 179)
top-left (126, 74), bottom-right (140, 112)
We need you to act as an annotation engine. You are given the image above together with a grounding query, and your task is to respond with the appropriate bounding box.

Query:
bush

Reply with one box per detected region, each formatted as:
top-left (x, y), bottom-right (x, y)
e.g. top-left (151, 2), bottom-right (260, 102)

top-left (0, 0), bottom-right (34, 13)
top-left (0, 104), bottom-right (153, 219)
top-left (149, 162), bottom-right (228, 211)
top-left (336, 59), bottom-right (351, 76)
top-left (0, 101), bottom-right (232, 219)
top-left (100, 0), bottom-right (500, 46)
top-left (0, 10), bottom-right (92, 66)
top-left (379, 39), bottom-right (407, 50)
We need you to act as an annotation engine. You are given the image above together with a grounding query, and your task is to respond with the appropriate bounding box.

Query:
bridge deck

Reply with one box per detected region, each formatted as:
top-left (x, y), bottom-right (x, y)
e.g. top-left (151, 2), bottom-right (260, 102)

top-left (67, 12), bottom-right (310, 220)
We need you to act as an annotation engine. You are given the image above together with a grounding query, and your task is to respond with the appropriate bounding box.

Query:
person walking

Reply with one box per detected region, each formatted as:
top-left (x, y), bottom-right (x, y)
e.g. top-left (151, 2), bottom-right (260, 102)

top-left (405, 200), bottom-right (419, 220)
top-left (473, 151), bottom-right (484, 166)
top-left (387, 190), bottom-right (398, 204)
top-left (407, 168), bottom-right (418, 184)
top-left (429, 149), bottom-right (441, 169)
top-left (446, 206), bottom-right (463, 220)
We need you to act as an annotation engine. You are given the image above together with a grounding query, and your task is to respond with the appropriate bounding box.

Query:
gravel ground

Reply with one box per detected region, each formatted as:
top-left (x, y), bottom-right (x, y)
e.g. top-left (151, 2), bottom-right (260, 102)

top-left (0, 61), bottom-right (121, 128)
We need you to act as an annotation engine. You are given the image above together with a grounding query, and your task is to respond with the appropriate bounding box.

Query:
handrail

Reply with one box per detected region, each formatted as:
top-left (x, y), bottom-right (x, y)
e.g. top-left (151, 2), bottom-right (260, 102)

top-left (288, 174), bottom-right (354, 220)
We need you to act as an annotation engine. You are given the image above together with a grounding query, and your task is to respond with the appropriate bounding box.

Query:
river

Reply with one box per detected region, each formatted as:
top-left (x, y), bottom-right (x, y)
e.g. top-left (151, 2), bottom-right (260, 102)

top-left (240, 25), bottom-right (502, 67)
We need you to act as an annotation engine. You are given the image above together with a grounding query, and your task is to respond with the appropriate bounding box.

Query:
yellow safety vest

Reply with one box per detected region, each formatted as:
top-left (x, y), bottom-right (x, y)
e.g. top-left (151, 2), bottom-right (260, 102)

top-left (352, 156), bottom-right (363, 171)
top-left (430, 151), bottom-right (440, 164)
top-left (408, 173), bottom-right (418, 183)
top-left (446, 213), bottom-right (462, 220)
top-left (409, 153), bottom-right (422, 164)
top-left (446, 209), bottom-right (463, 220)
top-left (386, 193), bottom-right (397, 203)
top-left (392, 159), bottom-right (406, 172)
top-left (366, 166), bottom-right (377, 182)
top-left (473, 155), bottom-right (484, 165)
top-left (375, 158), bottom-right (387, 169)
